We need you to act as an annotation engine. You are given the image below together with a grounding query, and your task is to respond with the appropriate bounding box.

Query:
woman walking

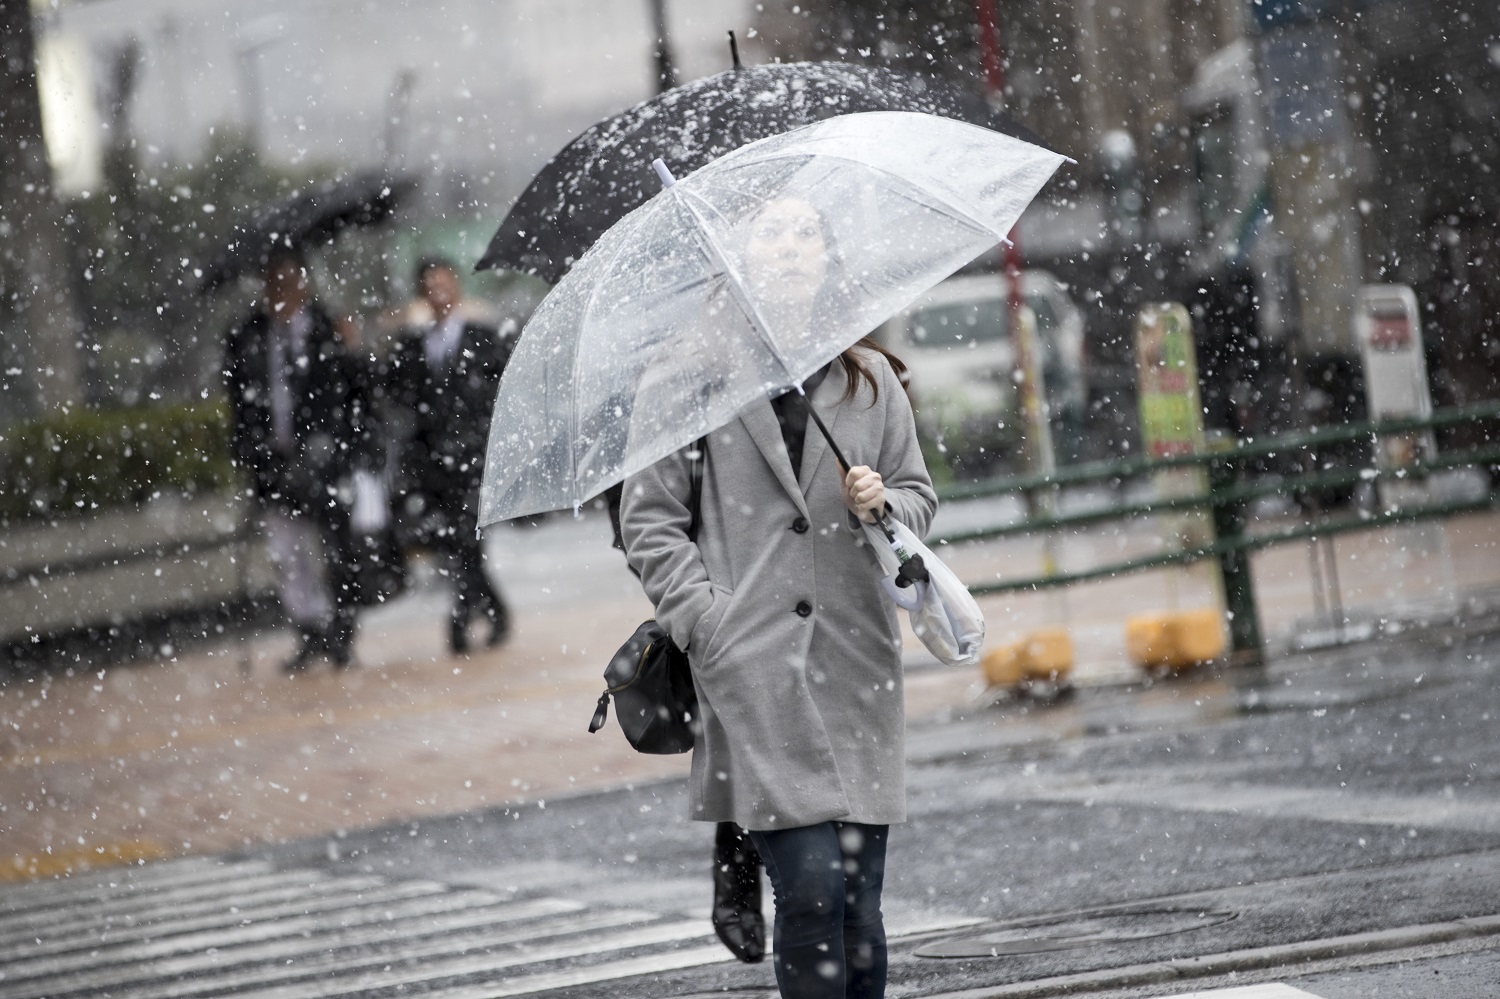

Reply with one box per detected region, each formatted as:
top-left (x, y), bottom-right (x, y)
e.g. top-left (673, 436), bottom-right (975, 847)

top-left (621, 197), bottom-right (937, 999)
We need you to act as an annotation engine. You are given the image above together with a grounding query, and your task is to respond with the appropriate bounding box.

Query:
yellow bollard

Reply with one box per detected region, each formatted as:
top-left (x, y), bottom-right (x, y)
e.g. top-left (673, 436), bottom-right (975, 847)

top-left (981, 629), bottom-right (1075, 690)
top-left (981, 641), bottom-right (1025, 688)
top-left (1125, 609), bottom-right (1226, 672)
top-left (1018, 627), bottom-right (1074, 683)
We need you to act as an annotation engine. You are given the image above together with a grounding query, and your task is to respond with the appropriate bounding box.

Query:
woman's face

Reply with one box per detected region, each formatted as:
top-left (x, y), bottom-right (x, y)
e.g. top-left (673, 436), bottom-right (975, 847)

top-left (742, 198), bottom-right (829, 313)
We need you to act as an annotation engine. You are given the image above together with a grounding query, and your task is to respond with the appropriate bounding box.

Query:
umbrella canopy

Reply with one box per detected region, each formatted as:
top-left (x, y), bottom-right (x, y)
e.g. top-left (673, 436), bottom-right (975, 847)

top-left (475, 62), bottom-right (1056, 283)
top-left (198, 172), bottom-right (416, 292)
top-left (479, 111), bottom-right (1066, 526)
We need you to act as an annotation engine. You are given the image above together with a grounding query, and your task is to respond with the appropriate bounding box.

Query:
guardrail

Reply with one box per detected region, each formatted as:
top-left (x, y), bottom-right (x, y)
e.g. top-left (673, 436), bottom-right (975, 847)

top-left (932, 400), bottom-right (1500, 666)
top-left (0, 491), bottom-right (276, 654)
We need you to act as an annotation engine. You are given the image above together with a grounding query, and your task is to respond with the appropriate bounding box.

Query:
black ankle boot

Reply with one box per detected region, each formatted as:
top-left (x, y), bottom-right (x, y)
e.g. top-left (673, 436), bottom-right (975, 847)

top-left (449, 615), bottom-right (470, 655)
top-left (712, 822), bottom-right (765, 963)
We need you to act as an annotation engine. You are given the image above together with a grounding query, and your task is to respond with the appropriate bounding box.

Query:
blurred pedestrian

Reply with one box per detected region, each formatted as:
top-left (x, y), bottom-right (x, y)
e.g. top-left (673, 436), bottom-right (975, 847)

top-left (621, 198), bottom-right (938, 999)
top-left (384, 257), bottom-right (513, 653)
top-left (224, 246), bottom-right (372, 672)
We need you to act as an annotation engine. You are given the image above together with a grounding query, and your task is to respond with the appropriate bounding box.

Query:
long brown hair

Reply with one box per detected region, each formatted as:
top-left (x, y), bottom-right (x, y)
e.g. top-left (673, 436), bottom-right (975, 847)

top-left (838, 336), bottom-right (910, 405)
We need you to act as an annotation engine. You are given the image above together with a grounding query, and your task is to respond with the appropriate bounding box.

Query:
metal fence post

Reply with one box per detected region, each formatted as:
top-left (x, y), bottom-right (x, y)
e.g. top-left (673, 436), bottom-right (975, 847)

top-left (1207, 453), bottom-right (1264, 667)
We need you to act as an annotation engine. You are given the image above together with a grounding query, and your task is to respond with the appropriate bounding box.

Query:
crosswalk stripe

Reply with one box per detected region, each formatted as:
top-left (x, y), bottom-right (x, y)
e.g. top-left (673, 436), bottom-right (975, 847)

top-left (427, 943), bottom-right (737, 999)
top-left (0, 858), bottom-right (270, 915)
top-left (224, 919), bottom-right (714, 999)
top-left (0, 868), bottom-right (336, 938)
top-left (5, 905), bottom-right (657, 999)
top-left (0, 874), bottom-right (397, 966)
top-left (1165, 987), bottom-right (1323, 998)
top-left (0, 861), bottom-right (989, 999)
top-left (421, 913), bottom-right (987, 999)
top-left (0, 881), bottom-right (477, 993)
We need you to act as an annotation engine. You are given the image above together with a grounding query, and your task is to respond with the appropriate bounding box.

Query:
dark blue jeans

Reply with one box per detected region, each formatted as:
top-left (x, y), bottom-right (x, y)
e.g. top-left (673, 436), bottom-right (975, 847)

top-left (748, 822), bottom-right (889, 999)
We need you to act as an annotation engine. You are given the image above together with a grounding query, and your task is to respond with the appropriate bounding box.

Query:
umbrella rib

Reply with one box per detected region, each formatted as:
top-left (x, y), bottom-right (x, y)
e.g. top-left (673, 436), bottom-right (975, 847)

top-left (569, 205), bottom-right (656, 503)
top-left (673, 187), bottom-right (799, 384)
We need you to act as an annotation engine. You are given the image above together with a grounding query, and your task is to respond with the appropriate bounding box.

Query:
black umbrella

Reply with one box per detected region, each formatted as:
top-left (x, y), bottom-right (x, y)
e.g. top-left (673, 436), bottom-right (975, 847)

top-left (199, 171), bottom-right (417, 292)
top-left (476, 59), bottom-right (1057, 283)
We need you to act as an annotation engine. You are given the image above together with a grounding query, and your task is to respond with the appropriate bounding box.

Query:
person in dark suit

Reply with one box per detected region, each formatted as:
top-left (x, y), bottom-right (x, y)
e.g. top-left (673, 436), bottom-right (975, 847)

top-left (224, 245), bottom-right (372, 672)
top-left (385, 257), bottom-right (512, 654)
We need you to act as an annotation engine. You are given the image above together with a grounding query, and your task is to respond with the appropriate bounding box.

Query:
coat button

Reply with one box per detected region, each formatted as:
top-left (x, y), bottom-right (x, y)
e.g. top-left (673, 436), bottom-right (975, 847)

top-left (791, 516), bottom-right (809, 533)
top-left (795, 600), bottom-right (812, 617)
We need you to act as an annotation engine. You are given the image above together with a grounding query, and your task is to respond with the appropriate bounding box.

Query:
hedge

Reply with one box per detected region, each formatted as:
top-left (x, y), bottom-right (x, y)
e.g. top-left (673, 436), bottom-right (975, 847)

top-left (0, 401), bottom-right (239, 524)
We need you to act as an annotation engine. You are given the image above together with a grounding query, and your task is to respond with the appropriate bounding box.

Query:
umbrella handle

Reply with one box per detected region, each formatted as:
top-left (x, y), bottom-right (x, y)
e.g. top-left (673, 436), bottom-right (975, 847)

top-left (881, 575), bottom-right (925, 611)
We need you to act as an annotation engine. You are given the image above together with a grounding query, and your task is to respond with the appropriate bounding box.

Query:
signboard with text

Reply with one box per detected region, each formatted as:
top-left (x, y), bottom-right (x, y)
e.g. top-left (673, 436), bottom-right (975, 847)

top-left (1355, 284), bottom-right (1435, 474)
top-left (1135, 303), bottom-right (1214, 551)
top-left (1135, 303), bottom-right (1206, 460)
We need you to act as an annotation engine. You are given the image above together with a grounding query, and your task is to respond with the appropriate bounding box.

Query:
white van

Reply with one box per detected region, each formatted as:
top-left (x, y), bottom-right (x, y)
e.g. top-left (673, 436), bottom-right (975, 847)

top-left (870, 270), bottom-right (1087, 474)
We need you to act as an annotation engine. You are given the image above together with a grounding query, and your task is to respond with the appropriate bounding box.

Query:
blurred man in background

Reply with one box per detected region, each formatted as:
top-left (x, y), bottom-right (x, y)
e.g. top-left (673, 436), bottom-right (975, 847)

top-left (385, 257), bottom-right (513, 654)
top-left (224, 246), bottom-right (371, 672)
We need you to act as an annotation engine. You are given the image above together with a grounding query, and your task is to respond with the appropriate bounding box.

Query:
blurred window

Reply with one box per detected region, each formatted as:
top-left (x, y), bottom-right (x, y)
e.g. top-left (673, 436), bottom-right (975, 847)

top-left (1027, 292), bottom-right (1060, 334)
top-left (1194, 106), bottom-right (1237, 232)
top-left (908, 300), bottom-right (1007, 348)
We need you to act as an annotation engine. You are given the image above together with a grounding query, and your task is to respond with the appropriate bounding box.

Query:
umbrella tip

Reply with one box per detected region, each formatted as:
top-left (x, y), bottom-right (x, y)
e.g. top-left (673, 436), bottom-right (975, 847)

top-left (727, 30), bottom-right (741, 70)
top-left (651, 158), bottom-right (677, 189)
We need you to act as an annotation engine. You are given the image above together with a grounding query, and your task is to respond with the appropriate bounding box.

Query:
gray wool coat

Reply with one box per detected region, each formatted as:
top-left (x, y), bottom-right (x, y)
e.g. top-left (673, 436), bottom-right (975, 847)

top-left (620, 350), bottom-right (937, 831)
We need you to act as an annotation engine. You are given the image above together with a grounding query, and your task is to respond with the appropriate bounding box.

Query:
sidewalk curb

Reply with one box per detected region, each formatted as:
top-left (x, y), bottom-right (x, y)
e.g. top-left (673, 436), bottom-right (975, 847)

top-left (919, 913), bottom-right (1500, 998)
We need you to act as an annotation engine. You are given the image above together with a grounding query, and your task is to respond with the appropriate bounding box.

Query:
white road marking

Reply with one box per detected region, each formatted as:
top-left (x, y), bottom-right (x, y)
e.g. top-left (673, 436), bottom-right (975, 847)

top-left (0, 879), bottom-right (452, 974)
top-left (20, 906), bottom-right (660, 999)
top-left (417, 912), bottom-right (988, 999)
top-left (0, 860), bottom-right (985, 999)
top-left (421, 943), bottom-right (737, 999)
top-left (225, 919), bottom-right (714, 999)
top-left (1166, 986), bottom-right (1324, 998)
top-left (0, 858), bottom-right (272, 914)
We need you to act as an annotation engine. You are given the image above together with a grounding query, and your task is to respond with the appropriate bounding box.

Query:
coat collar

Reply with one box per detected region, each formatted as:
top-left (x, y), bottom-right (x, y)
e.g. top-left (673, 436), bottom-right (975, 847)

top-left (737, 359), bottom-right (849, 516)
top-left (740, 398), bottom-right (807, 517)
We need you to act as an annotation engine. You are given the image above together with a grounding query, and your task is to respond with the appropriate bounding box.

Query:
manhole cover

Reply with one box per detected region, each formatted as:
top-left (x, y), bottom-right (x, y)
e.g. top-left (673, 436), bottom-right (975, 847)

top-left (914, 906), bottom-right (1237, 958)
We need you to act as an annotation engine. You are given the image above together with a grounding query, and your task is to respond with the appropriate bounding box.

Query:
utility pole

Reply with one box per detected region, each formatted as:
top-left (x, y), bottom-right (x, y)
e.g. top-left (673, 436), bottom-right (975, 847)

top-left (646, 0), bottom-right (678, 93)
top-left (974, 0), bottom-right (1050, 475)
top-left (0, 0), bottom-right (83, 416)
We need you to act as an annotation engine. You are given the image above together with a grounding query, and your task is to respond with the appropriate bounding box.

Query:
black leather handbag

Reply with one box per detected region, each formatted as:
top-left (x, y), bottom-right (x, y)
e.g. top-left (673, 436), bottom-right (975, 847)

top-left (589, 441), bottom-right (705, 754)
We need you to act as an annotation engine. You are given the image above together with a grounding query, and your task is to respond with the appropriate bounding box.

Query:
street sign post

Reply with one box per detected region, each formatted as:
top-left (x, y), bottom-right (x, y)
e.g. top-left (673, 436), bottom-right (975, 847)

top-left (1134, 304), bottom-right (1239, 657)
top-left (1353, 283), bottom-right (1452, 614)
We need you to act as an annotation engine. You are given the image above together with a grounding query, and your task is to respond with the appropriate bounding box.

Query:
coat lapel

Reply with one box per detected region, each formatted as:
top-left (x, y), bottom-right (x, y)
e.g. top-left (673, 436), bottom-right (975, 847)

top-left (739, 398), bottom-right (810, 518)
top-left (797, 360), bottom-right (848, 495)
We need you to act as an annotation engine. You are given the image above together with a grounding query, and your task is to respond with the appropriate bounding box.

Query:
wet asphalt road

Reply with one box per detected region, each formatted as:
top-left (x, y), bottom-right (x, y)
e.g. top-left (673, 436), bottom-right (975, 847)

top-left (260, 621), bottom-right (1500, 997)
top-left (2, 620), bottom-right (1497, 998)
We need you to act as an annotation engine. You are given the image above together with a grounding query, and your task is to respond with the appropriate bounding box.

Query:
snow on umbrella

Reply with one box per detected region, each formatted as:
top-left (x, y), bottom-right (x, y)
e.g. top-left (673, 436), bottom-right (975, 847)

top-left (475, 61), bottom-right (1057, 283)
top-left (478, 110), bottom-right (1067, 528)
top-left (197, 172), bottom-right (416, 292)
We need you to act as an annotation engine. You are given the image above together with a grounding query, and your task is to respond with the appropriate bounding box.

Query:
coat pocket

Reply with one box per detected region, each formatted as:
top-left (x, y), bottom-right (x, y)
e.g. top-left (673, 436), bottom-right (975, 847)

top-left (689, 583), bottom-right (734, 662)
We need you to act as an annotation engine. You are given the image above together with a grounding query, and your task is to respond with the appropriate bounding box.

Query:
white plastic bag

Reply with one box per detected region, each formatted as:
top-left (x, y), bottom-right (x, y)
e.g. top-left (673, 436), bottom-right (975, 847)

top-left (862, 517), bottom-right (985, 667)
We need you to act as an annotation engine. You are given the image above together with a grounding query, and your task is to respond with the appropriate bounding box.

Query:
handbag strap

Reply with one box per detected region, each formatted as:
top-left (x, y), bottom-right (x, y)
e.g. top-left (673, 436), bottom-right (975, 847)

top-left (686, 436), bottom-right (706, 541)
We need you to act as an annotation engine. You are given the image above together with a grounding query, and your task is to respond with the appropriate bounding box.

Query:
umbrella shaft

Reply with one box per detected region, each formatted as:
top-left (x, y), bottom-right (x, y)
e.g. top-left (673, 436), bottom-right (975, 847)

top-left (799, 386), bottom-right (897, 543)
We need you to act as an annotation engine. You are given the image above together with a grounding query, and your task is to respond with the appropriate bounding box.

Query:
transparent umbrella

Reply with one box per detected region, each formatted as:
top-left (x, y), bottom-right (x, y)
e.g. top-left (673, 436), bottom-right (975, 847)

top-left (478, 110), bottom-right (1066, 526)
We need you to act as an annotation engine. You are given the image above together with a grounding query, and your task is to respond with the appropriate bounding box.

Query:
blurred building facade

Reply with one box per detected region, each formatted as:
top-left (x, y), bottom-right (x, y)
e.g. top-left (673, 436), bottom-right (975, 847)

top-left (10, 0), bottom-right (1498, 433)
top-left (753, 0), bottom-right (1500, 446)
